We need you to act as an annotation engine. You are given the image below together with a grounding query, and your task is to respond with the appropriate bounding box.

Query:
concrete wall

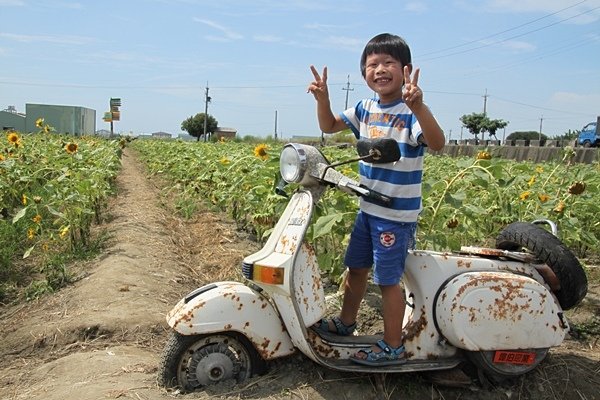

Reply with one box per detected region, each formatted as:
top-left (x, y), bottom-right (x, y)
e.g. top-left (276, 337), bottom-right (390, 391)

top-left (0, 111), bottom-right (26, 132)
top-left (25, 103), bottom-right (96, 135)
top-left (431, 144), bottom-right (598, 164)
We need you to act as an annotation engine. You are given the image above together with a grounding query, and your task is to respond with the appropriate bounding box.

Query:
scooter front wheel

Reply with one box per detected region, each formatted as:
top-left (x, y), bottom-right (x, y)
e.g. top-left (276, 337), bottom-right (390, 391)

top-left (158, 331), bottom-right (266, 392)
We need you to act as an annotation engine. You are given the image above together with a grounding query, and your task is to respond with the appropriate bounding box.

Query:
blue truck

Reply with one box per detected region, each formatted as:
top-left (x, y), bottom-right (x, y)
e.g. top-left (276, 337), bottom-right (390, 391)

top-left (578, 117), bottom-right (600, 147)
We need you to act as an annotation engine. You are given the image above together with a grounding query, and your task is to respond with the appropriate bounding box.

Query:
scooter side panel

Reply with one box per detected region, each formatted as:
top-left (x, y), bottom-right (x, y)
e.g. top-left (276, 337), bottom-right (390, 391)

top-left (435, 272), bottom-right (566, 350)
top-left (166, 281), bottom-right (295, 360)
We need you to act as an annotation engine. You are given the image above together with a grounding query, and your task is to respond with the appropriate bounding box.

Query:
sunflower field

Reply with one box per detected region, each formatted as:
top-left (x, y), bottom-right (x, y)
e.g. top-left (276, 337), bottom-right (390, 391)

top-left (0, 125), bottom-right (122, 300)
top-left (131, 139), bottom-right (600, 278)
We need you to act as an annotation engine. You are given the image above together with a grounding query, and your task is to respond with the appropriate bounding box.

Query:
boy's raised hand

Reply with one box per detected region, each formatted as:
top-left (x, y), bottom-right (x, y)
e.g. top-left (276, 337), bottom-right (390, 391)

top-left (308, 65), bottom-right (330, 102)
top-left (402, 65), bottom-right (423, 110)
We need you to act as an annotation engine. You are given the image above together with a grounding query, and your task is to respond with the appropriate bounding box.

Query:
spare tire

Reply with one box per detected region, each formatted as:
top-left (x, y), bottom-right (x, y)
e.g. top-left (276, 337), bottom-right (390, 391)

top-left (496, 222), bottom-right (587, 310)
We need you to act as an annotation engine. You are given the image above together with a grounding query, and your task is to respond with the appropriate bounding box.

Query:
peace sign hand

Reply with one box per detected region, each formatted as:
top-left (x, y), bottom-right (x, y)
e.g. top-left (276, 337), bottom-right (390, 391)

top-left (308, 65), bottom-right (330, 102)
top-left (402, 66), bottom-right (423, 110)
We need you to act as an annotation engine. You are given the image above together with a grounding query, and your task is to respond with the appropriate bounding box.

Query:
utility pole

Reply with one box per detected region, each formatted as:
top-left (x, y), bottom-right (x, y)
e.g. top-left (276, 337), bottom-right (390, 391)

top-left (202, 84), bottom-right (211, 142)
top-left (539, 115), bottom-right (543, 142)
top-left (342, 75), bottom-right (354, 109)
top-left (274, 110), bottom-right (278, 140)
top-left (482, 89), bottom-right (489, 115)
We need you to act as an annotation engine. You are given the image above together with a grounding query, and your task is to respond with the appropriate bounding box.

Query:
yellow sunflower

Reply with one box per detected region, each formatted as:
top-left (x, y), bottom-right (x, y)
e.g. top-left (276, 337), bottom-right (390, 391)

top-left (35, 118), bottom-right (44, 128)
top-left (219, 156), bottom-right (231, 165)
top-left (64, 142), bottom-right (78, 154)
top-left (253, 144), bottom-right (269, 160)
top-left (27, 228), bottom-right (36, 240)
top-left (519, 191), bottom-right (531, 201)
top-left (22, 194), bottom-right (28, 205)
top-left (7, 132), bottom-right (20, 144)
top-left (538, 194), bottom-right (550, 203)
top-left (59, 226), bottom-right (70, 239)
top-left (476, 151), bottom-right (491, 160)
top-left (32, 214), bottom-right (42, 224)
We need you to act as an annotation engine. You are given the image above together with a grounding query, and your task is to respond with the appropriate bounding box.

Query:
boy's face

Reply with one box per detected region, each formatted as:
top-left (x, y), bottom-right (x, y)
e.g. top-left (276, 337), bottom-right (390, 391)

top-left (364, 52), bottom-right (409, 104)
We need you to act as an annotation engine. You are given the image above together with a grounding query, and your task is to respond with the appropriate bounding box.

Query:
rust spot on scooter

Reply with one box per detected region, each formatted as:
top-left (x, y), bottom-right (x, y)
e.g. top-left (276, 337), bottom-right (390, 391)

top-left (261, 338), bottom-right (271, 349)
top-left (404, 306), bottom-right (428, 341)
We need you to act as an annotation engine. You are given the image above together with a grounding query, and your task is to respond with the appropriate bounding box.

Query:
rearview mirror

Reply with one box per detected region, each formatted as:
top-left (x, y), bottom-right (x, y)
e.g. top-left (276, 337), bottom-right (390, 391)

top-left (356, 138), bottom-right (400, 163)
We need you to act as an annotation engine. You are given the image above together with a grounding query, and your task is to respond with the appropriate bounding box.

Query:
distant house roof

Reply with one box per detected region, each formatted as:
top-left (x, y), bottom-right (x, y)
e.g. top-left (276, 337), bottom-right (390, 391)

top-left (215, 127), bottom-right (237, 133)
top-left (151, 131), bottom-right (172, 138)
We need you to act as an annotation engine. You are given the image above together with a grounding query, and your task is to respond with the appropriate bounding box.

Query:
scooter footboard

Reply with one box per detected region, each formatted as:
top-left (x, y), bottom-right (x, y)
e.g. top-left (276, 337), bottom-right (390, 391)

top-left (166, 281), bottom-right (295, 360)
top-left (435, 271), bottom-right (567, 350)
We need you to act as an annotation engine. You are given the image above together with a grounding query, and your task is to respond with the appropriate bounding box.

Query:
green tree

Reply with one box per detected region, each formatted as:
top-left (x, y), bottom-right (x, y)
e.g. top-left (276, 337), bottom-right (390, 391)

top-left (460, 112), bottom-right (509, 143)
top-left (506, 131), bottom-right (549, 142)
top-left (554, 129), bottom-right (579, 141)
top-left (181, 113), bottom-right (218, 141)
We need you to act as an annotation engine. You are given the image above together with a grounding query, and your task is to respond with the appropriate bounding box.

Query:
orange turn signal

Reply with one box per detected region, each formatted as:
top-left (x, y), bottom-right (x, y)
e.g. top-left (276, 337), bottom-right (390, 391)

top-left (253, 265), bottom-right (284, 285)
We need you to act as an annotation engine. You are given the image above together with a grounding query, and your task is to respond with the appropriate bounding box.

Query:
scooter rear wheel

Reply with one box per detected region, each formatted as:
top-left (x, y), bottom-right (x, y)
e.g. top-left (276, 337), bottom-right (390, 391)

top-left (467, 348), bottom-right (548, 384)
top-left (496, 221), bottom-right (587, 310)
top-left (158, 331), bottom-right (266, 392)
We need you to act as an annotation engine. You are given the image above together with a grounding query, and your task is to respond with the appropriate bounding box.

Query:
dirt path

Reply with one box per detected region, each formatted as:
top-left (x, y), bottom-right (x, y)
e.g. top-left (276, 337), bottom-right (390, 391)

top-left (0, 148), bottom-right (598, 400)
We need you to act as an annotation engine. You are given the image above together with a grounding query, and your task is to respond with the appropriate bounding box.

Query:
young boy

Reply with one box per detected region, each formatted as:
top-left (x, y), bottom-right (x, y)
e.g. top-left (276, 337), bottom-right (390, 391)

top-left (307, 33), bottom-right (445, 366)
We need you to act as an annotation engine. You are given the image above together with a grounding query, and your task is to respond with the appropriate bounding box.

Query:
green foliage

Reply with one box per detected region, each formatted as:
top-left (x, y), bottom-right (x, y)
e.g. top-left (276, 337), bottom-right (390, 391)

top-left (506, 131), bottom-right (548, 141)
top-left (181, 113), bottom-right (218, 139)
top-left (460, 112), bottom-right (508, 141)
top-left (0, 129), bottom-right (121, 302)
top-left (132, 139), bottom-right (600, 281)
top-left (554, 129), bottom-right (579, 141)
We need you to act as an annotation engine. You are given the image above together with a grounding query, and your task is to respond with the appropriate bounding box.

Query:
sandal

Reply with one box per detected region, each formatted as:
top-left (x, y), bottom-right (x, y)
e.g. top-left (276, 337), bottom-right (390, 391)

top-left (313, 316), bottom-right (356, 336)
top-left (350, 339), bottom-right (407, 366)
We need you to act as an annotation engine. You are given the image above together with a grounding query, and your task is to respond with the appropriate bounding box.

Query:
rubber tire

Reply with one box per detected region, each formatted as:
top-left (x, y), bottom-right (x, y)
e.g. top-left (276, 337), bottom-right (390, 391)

top-left (496, 222), bottom-right (587, 310)
top-left (467, 348), bottom-right (548, 384)
top-left (582, 140), bottom-right (592, 148)
top-left (158, 331), bottom-right (266, 392)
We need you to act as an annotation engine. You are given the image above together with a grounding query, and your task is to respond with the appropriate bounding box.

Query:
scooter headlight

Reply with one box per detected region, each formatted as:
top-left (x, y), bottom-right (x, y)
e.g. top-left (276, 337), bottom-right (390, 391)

top-left (280, 144), bottom-right (307, 183)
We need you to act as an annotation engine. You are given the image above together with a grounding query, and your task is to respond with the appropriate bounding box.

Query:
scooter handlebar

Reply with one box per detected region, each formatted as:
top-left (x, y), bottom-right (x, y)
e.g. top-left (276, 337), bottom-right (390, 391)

top-left (314, 163), bottom-right (392, 207)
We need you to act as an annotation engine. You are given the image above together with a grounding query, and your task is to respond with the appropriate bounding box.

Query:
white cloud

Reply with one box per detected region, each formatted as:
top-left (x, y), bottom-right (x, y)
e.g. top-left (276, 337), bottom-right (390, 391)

top-left (253, 35), bottom-right (283, 43)
top-left (0, 32), bottom-right (93, 45)
top-left (193, 18), bottom-right (243, 41)
top-left (405, 1), bottom-right (428, 13)
top-left (483, 0), bottom-right (600, 24)
top-left (0, 0), bottom-right (24, 5)
top-left (549, 92), bottom-right (600, 115)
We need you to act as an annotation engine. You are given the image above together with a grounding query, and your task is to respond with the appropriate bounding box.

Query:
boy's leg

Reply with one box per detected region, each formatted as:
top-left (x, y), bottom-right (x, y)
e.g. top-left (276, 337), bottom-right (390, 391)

top-left (339, 267), bottom-right (370, 326)
top-left (381, 283), bottom-right (405, 348)
top-left (352, 283), bottom-right (405, 359)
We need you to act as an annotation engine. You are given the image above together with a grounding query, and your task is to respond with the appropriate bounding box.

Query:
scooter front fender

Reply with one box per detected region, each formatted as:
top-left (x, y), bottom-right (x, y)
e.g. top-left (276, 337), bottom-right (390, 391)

top-left (166, 281), bottom-right (295, 360)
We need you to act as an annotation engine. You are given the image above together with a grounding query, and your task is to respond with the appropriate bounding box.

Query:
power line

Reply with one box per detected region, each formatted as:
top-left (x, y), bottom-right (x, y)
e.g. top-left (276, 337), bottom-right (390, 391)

top-left (419, 0), bottom-right (590, 58)
top-left (420, 5), bottom-right (600, 62)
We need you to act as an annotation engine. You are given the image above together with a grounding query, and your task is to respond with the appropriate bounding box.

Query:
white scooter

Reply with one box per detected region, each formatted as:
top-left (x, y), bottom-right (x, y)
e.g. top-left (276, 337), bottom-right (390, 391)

top-left (158, 139), bottom-right (588, 392)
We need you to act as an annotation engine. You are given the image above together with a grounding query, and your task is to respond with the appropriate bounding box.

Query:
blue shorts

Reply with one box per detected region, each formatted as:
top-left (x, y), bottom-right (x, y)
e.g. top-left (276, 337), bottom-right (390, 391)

top-left (344, 211), bottom-right (416, 286)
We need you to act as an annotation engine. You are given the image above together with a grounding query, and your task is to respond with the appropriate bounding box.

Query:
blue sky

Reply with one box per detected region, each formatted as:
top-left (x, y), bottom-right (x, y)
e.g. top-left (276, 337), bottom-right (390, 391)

top-left (1, 0), bottom-right (599, 140)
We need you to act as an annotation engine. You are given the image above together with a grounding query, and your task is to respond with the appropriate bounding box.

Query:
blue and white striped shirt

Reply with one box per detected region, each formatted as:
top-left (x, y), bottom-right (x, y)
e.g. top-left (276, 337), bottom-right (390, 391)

top-left (341, 98), bottom-right (426, 222)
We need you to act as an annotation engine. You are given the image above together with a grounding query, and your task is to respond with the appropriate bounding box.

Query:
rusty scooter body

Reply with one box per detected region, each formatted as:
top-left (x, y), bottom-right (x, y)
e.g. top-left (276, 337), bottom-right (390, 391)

top-left (159, 139), bottom-right (587, 392)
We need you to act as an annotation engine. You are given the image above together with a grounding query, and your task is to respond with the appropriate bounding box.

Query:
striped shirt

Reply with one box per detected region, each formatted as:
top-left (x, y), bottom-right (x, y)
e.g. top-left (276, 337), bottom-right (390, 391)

top-left (340, 98), bottom-right (426, 222)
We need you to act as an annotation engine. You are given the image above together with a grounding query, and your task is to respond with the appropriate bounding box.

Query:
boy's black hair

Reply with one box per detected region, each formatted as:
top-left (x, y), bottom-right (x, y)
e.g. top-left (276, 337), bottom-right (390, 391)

top-left (360, 33), bottom-right (412, 77)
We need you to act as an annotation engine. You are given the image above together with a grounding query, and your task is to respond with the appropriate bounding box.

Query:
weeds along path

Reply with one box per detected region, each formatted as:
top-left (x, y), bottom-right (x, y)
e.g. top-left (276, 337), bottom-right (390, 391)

top-left (0, 148), bottom-right (201, 400)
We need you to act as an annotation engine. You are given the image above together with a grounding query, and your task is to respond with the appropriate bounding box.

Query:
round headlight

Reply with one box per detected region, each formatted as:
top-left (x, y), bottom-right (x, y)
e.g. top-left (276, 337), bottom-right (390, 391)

top-left (280, 144), bottom-right (306, 183)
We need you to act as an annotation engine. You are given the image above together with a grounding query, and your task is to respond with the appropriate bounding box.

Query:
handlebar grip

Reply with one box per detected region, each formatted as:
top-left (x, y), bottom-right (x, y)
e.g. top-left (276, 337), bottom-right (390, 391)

top-left (360, 185), bottom-right (392, 207)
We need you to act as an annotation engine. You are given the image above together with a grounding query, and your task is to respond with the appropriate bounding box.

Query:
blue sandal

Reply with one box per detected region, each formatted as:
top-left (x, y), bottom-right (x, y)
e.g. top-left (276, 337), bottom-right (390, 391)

top-left (313, 316), bottom-right (356, 336)
top-left (350, 339), bottom-right (407, 366)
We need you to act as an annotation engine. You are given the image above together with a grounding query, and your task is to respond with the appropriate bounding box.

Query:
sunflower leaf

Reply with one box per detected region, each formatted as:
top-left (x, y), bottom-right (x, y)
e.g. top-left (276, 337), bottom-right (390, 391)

top-left (12, 207), bottom-right (28, 224)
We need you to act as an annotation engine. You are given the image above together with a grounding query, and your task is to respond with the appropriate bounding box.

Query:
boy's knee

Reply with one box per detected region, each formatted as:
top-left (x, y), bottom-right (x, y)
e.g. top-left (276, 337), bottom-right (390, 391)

top-left (347, 267), bottom-right (370, 279)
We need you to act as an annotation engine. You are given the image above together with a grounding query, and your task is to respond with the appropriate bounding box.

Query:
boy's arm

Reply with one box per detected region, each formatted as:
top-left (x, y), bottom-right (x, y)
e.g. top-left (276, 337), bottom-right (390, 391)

top-left (403, 66), bottom-right (445, 151)
top-left (308, 65), bottom-right (348, 133)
